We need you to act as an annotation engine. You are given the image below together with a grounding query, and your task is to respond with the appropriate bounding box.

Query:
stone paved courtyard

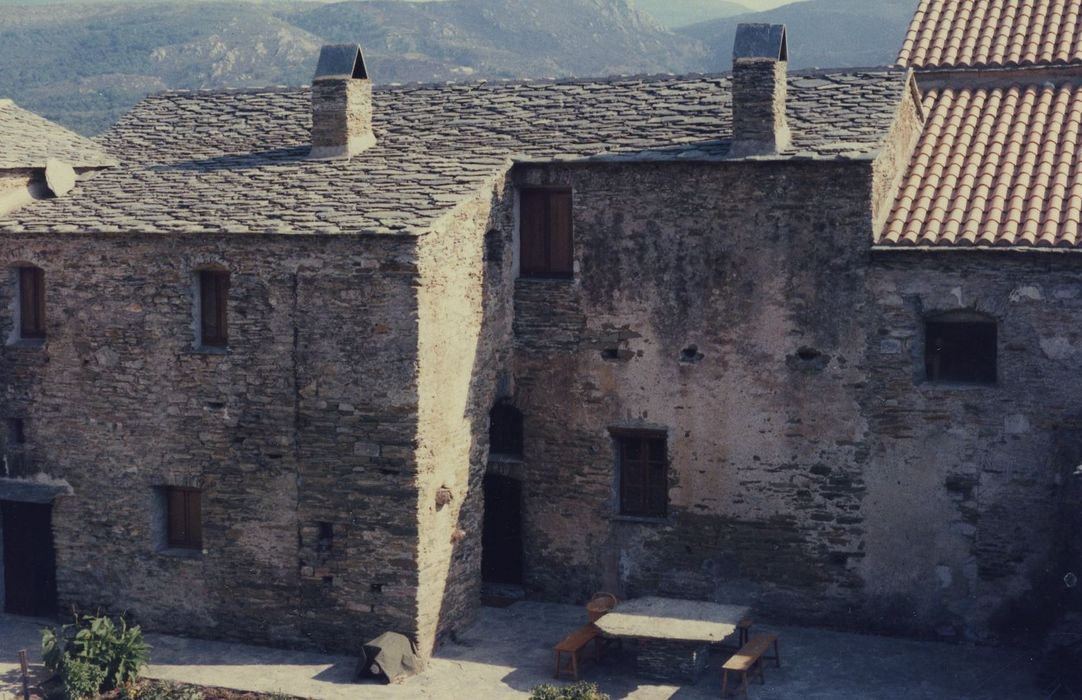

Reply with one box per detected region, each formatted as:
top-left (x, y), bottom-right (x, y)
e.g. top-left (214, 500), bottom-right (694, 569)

top-left (1, 603), bottom-right (1045, 700)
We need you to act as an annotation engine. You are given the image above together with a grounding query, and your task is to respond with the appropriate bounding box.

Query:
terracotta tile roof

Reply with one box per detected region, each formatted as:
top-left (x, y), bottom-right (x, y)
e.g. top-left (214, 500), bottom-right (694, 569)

top-left (897, 0), bottom-right (1082, 69)
top-left (880, 82), bottom-right (1082, 247)
top-left (0, 71), bottom-right (906, 235)
top-left (0, 99), bottom-right (117, 169)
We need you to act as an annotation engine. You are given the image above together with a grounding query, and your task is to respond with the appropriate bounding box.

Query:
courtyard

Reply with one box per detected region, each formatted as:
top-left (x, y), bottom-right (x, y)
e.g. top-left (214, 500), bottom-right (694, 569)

top-left (0, 602), bottom-right (1045, 700)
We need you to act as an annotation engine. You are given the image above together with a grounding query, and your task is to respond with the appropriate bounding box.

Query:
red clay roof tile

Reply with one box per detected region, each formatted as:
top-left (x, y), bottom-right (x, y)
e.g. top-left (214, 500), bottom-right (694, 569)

top-left (880, 82), bottom-right (1082, 247)
top-left (898, 0), bottom-right (1082, 69)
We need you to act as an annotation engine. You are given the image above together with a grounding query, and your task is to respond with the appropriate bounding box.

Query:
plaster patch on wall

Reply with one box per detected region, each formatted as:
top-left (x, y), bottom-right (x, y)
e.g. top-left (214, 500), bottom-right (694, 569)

top-left (1004, 415), bottom-right (1030, 435)
top-left (1039, 336), bottom-right (1075, 360)
top-left (1009, 286), bottom-right (1043, 303)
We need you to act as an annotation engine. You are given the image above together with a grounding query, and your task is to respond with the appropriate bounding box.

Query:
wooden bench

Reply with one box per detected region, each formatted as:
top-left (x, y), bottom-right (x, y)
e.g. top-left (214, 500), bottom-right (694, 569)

top-left (737, 618), bottom-right (753, 647)
top-left (721, 634), bottom-right (781, 699)
top-left (553, 623), bottom-right (602, 680)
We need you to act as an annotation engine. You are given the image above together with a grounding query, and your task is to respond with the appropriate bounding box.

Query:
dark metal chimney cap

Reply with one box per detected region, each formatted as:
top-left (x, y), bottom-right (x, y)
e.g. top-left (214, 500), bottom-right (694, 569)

top-left (313, 44), bottom-right (369, 81)
top-left (733, 24), bottom-right (788, 61)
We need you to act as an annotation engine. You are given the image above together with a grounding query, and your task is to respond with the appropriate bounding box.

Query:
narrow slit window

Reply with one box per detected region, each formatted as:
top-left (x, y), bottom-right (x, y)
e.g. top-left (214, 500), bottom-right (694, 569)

top-left (612, 429), bottom-right (668, 518)
top-left (198, 270), bottom-right (229, 348)
top-left (7, 418), bottom-right (25, 446)
top-left (924, 313), bottom-right (997, 385)
top-left (489, 403), bottom-right (524, 458)
top-left (166, 487), bottom-right (203, 549)
top-left (520, 188), bottom-right (573, 278)
top-left (18, 266), bottom-right (45, 340)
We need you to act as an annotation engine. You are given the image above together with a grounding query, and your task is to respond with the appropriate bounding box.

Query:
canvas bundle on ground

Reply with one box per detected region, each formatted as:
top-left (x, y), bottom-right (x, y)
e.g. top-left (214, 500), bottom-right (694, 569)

top-left (354, 631), bottom-right (423, 684)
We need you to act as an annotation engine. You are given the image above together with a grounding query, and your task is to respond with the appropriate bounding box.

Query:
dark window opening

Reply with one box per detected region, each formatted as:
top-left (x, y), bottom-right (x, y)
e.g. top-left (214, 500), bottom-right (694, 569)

top-left (7, 418), bottom-right (24, 446)
top-left (519, 188), bottom-right (573, 278)
top-left (613, 429), bottom-right (668, 518)
top-left (198, 270), bottom-right (229, 348)
top-left (489, 403), bottom-right (524, 458)
top-left (925, 314), bottom-right (997, 385)
top-left (317, 522), bottom-right (334, 553)
top-left (18, 267), bottom-right (45, 340)
top-left (166, 487), bottom-right (202, 550)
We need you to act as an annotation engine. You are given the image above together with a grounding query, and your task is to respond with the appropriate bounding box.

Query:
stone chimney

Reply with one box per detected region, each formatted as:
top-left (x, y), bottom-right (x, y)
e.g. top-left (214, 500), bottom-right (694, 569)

top-left (731, 24), bottom-right (791, 157)
top-left (309, 44), bottom-right (376, 160)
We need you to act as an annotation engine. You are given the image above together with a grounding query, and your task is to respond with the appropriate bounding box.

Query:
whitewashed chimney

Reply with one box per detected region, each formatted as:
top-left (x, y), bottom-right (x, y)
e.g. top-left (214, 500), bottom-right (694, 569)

top-left (310, 44), bottom-right (376, 160)
top-left (731, 24), bottom-right (791, 157)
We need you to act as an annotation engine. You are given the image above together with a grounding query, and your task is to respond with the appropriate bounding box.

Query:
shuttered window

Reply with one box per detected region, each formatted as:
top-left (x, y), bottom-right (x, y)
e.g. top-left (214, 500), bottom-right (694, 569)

top-left (520, 188), bottom-right (573, 278)
top-left (166, 487), bottom-right (203, 549)
top-left (199, 270), bottom-right (229, 347)
top-left (925, 312), bottom-right (997, 385)
top-left (18, 267), bottom-right (45, 340)
top-left (613, 430), bottom-right (668, 518)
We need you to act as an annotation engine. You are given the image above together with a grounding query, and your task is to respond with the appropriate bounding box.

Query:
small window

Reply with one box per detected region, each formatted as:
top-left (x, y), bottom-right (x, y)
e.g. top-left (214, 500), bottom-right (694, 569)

top-left (925, 312), bottom-right (997, 385)
top-left (165, 487), bottom-right (202, 550)
top-left (489, 403), bottom-right (524, 458)
top-left (198, 270), bottom-right (229, 348)
top-left (7, 418), bottom-right (25, 446)
top-left (520, 188), bottom-right (572, 278)
top-left (613, 429), bottom-right (668, 518)
top-left (17, 266), bottom-right (45, 340)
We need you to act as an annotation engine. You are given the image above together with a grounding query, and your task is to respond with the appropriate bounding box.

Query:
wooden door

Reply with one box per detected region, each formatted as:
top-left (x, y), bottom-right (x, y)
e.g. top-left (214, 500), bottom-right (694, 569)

top-left (2, 500), bottom-right (58, 616)
top-left (482, 475), bottom-right (523, 585)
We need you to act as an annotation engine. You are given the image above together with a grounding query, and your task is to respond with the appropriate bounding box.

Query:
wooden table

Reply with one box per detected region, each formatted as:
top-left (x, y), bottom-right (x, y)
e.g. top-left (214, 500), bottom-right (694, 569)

top-left (594, 596), bottom-right (751, 683)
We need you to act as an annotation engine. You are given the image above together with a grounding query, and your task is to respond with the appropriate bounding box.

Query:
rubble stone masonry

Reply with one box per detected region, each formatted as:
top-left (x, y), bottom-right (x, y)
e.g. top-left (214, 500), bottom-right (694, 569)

top-left (0, 232), bottom-right (422, 652)
top-left (510, 158), bottom-right (1077, 641)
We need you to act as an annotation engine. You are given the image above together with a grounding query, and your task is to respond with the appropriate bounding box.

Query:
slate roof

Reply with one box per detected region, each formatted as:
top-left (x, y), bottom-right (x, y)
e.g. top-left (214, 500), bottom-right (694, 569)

top-left (0, 71), bottom-right (907, 235)
top-left (0, 99), bottom-right (118, 170)
top-left (880, 82), bottom-right (1082, 247)
top-left (898, 0), bottom-right (1082, 70)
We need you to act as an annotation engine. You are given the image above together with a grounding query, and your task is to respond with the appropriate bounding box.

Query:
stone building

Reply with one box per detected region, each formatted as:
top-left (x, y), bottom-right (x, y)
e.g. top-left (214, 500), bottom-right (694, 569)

top-left (0, 1), bottom-right (1079, 655)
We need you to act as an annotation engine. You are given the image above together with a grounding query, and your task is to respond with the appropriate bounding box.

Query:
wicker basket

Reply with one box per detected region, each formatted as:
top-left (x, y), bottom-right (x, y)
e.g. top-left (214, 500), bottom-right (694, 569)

top-left (586, 592), bottom-right (618, 622)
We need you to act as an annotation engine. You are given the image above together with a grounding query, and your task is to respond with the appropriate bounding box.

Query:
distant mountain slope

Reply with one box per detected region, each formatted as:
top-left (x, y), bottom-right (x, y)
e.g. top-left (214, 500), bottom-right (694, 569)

top-left (681, 0), bottom-right (917, 70)
top-left (0, 0), bottom-right (707, 134)
top-left (292, 0), bottom-right (704, 81)
top-left (632, 0), bottom-right (750, 29)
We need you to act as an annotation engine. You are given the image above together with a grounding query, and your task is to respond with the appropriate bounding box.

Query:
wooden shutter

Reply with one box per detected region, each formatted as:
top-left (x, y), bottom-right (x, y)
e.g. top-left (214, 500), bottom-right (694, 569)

top-left (167, 488), bottom-right (189, 547)
top-left (519, 190), bottom-right (548, 276)
top-left (186, 491), bottom-right (203, 548)
top-left (200, 271), bottom-right (229, 347)
top-left (646, 437), bottom-right (668, 517)
top-left (167, 488), bottom-right (202, 549)
top-left (519, 189), bottom-right (573, 278)
top-left (617, 432), bottom-right (667, 517)
top-left (547, 190), bottom-right (573, 277)
top-left (19, 267), bottom-right (45, 339)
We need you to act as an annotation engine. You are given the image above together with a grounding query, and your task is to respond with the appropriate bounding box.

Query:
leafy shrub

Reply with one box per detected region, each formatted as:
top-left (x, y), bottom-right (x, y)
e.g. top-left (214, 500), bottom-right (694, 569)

top-left (61, 658), bottom-right (107, 700)
top-left (529, 682), bottom-right (610, 700)
top-left (43, 612), bottom-right (151, 696)
top-left (133, 681), bottom-right (205, 700)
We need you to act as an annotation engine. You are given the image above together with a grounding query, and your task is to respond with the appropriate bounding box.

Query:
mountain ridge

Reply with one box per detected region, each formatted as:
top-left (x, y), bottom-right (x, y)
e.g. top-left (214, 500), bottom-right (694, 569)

top-left (0, 0), bottom-right (916, 135)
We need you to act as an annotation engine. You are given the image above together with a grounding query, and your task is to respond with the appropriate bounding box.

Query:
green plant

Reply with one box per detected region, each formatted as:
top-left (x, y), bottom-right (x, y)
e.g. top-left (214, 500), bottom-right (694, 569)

top-left (61, 658), bottom-right (107, 700)
top-left (135, 681), bottom-right (205, 700)
top-left (42, 612), bottom-right (151, 695)
top-left (529, 682), bottom-right (610, 700)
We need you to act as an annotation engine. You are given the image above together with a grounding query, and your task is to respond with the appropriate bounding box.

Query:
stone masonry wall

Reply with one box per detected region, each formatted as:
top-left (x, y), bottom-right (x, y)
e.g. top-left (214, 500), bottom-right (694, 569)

top-left (510, 158), bottom-right (1078, 641)
top-left (865, 252), bottom-right (1082, 640)
top-left (512, 160), bottom-right (880, 628)
top-left (0, 232), bottom-right (422, 653)
top-left (414, 175), bottom-right (516, 654)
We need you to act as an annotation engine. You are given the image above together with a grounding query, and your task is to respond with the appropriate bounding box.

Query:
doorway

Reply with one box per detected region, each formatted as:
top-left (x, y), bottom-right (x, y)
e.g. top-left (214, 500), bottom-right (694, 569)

top-left (1, 500), bottom-right (58, 616)
top-left (481, 474), bottom-right (523, 585)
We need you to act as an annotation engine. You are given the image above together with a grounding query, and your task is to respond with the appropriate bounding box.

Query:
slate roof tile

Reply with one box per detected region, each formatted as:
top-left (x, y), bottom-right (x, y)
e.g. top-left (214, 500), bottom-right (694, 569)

top-left (0, 71), bottom-right (906, 235)
top-left (0, 99), bottom-right (117, 169)
top-left (898, 0), bottom-right (1082, 69)
top-left (880, 82), bottom-right (1082, 247)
